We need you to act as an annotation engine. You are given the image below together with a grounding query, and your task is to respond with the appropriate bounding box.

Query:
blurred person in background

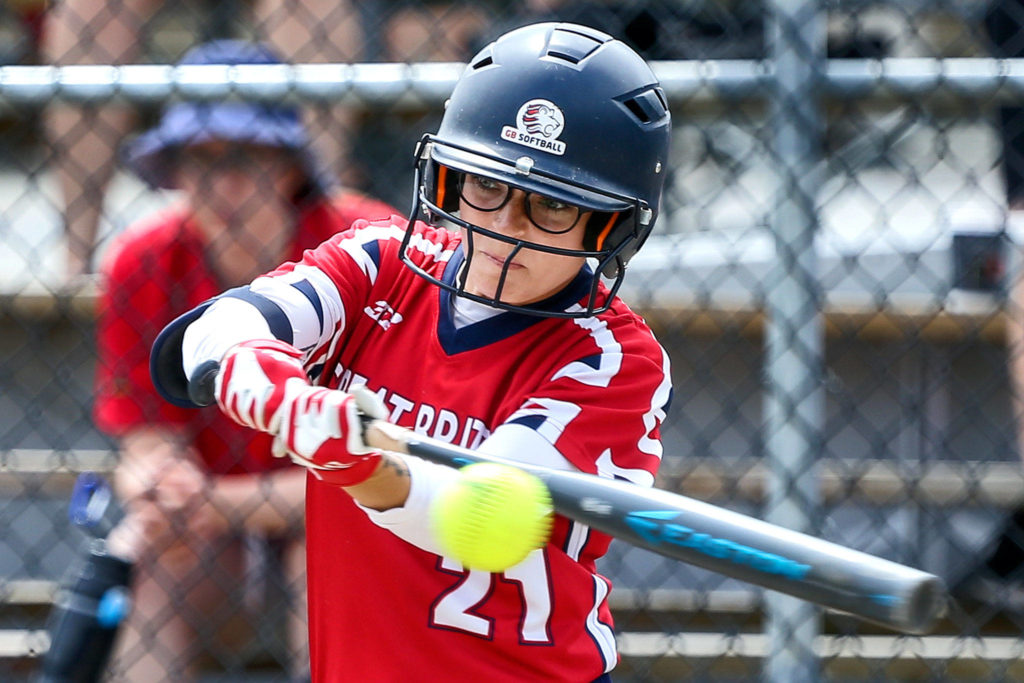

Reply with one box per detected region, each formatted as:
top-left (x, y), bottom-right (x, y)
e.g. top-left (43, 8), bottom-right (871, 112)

top-left (381, 0), bottom-right (492, 62)
top-left (501, 0), bottom-right (764, 61)
top-left (92, 39), bottom-right (393, 681)
top-left (43, 0), bottom-right (363, 281)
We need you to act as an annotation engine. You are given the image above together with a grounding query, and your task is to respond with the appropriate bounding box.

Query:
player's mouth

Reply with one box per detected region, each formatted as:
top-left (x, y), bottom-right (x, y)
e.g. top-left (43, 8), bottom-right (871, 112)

top-left (481, 250), bottom-right (524, 269)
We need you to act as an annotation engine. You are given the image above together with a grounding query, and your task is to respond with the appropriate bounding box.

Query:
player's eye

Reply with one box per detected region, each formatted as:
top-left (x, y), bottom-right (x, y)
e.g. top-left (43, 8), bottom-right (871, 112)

top-left (459, 173), bottom-right (510, 211)
top-left (468, 175), bottom-right (506, 194)
top-left (533, 195), bottom-right (573, 213)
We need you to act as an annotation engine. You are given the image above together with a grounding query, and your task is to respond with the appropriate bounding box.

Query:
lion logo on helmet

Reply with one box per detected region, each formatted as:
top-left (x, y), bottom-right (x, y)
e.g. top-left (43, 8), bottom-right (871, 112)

top-left (521, 102), bottom-right (562, 137)
top-left (500, 99), bottom-right (566, 155)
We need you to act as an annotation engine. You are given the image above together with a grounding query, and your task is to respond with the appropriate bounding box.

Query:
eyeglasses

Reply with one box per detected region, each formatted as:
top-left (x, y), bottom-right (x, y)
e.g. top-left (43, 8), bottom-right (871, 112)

top-left (457, 173), bottom-right (584, 235)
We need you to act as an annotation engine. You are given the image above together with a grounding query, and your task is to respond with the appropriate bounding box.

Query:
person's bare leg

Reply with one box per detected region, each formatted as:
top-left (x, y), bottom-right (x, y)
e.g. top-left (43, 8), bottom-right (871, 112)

top-left (43, 0), bottom-right (158, 279)
top-left (109, 532), bottom-right (247, 681)
top-left (256, 0), bottom-right (363, 186)
top-left (110, 552), bottom-right (199, 681)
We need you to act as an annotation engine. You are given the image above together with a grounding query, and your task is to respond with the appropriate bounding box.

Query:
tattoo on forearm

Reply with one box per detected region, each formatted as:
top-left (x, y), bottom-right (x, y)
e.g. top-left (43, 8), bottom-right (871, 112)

top-left (381, 454), bottom-right (410, 480)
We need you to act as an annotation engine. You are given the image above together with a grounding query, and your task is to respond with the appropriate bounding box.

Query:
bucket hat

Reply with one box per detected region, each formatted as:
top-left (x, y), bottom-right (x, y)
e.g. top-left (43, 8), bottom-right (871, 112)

top-left (124, 39), bottom-right (333, 194)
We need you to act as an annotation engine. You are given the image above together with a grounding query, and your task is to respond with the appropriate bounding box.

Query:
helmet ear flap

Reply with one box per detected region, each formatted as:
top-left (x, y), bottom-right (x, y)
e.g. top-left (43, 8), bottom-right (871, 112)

top-left (583, 211), bottom-right (622, 252)
top-left (424, 162), bottom-right (461, 215)
top-left (416, 158), bottom-right (463, 225)
top-left (586, 210), bottom-right (643, 279)
top-left (439, 165), bottom-right (462, 214)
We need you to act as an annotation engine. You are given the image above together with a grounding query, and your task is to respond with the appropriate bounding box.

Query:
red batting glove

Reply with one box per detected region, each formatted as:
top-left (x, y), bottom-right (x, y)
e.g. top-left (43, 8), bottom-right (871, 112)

top-left (215, 339), bottom-right (308, 433)
top-left (272, 384), bottom-right (388, 487)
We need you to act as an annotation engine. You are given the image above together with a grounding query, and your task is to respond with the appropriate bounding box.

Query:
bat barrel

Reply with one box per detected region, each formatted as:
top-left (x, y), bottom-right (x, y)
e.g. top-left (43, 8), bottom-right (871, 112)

top-left (396, 435), bottom-right (947, 634)
top-left (902, 575), bottom-right (947, 634)
top-left (540, 472), bottom-right (948, 634)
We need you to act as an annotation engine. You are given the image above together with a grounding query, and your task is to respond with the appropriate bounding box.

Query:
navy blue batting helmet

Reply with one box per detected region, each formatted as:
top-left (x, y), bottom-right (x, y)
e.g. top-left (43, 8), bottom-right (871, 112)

top-left (403, 22), bottom-right (671, 317)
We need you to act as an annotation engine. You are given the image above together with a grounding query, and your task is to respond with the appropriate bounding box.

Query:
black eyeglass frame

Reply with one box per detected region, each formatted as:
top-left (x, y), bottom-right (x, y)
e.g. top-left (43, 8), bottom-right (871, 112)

top-left (455, 172), bottom-right (584, 236)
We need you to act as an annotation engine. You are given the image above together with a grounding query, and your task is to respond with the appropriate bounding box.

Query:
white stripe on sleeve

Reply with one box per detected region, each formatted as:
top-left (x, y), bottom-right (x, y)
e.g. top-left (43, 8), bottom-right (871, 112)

top-left (249, 265), bottom-right (346, 352)
top-left (182, 297), bottom-right (272, 379)
top-left (477, 423), bottom-right (577, 472)
top-left (549, 315), bottom-right (622, 388)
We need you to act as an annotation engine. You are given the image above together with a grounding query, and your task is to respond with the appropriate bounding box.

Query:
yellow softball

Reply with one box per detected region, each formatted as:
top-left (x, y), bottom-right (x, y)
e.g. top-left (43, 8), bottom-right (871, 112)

top-left (432, 462), bottom-right (554, 573)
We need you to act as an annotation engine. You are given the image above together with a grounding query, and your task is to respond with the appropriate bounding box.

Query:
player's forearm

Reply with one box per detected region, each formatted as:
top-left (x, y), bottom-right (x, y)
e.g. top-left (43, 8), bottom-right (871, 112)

top-left (210, 468), bottom-right (307, 535)
top-left (343, 452), bottom-right (412, 511)
top-left (349, 453), bottom-right (459, 557)
top-left (348, 425), bottom-right (576, 552)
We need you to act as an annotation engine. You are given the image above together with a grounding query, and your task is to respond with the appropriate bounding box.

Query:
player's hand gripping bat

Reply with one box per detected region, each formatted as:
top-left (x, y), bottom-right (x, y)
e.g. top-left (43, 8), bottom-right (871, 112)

top-left (188, 361), bottom-right (947, 634)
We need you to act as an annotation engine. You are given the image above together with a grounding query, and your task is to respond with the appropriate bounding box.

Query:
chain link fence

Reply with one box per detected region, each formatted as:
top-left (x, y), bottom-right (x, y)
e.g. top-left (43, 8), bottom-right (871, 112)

top-left (1, 0), bottom-right (1024, 680)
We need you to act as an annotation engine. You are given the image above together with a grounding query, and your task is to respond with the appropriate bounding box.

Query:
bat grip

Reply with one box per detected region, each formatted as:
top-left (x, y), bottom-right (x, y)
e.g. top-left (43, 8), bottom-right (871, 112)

top-left (188, 360), bottom-right (220, 407)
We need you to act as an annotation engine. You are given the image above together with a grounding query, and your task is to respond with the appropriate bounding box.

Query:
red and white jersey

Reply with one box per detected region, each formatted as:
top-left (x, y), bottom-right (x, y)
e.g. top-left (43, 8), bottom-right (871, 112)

top-left (245, 217), bottom-right (670, 681)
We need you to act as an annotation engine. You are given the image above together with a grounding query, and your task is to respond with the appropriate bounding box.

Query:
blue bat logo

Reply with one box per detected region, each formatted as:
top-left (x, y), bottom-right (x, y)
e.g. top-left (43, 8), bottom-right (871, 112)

top-left (625, 510), bottom-right (811, 581)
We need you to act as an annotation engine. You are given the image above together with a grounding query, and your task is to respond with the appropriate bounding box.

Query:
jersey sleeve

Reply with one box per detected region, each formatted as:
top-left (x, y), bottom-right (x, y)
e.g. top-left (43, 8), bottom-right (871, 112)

top-left (502, 317), bottom-right (672, 487)
top-left (175, 218), bottom-right (408, 387)
top-left (255, 218), bottom-right (407, 374)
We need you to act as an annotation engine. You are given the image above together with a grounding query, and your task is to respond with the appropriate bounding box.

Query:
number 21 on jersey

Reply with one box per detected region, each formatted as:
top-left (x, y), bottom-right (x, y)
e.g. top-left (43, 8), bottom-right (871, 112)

top-left (430, 550), bottom-right (553, 643)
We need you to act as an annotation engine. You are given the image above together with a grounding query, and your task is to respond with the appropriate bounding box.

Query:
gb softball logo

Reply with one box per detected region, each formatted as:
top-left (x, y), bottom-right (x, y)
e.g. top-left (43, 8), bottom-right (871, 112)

top-left (501, 99), bottom-right (566, 155)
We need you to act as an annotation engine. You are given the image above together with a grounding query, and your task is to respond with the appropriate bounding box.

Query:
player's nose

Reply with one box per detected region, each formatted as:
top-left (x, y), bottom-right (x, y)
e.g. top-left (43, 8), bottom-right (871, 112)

top-left (491, 189), bottom-right (531, 235)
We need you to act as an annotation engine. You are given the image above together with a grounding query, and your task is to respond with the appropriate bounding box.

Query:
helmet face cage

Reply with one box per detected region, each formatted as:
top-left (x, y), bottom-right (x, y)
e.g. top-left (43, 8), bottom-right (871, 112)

top-left (401, 136), bottom-right (644, 318)
top-left (399, 22), bottom-right (670, 318)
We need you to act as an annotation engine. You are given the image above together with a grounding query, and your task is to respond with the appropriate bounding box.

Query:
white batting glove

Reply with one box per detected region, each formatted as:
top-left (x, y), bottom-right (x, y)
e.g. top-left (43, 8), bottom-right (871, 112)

top-left (215, 339), bottom-right (309, 433)
top-left (272, 384), bottom-right (389, 487)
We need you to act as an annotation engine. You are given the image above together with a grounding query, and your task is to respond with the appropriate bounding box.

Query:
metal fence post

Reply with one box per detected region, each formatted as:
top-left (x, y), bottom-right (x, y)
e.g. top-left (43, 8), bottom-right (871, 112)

top-left (765, 0), bottom-right (826, 680)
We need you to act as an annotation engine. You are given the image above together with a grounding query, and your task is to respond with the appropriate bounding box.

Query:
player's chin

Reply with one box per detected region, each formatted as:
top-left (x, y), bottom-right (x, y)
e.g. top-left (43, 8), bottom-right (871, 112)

top-left (465, 275), bottom-right (532, 306)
